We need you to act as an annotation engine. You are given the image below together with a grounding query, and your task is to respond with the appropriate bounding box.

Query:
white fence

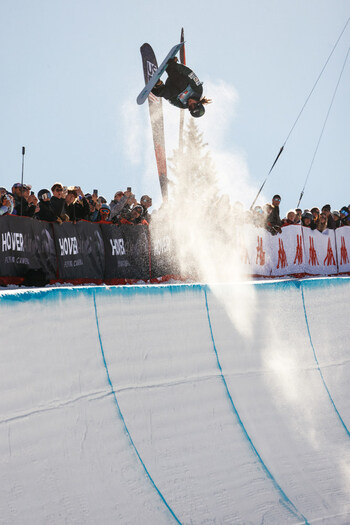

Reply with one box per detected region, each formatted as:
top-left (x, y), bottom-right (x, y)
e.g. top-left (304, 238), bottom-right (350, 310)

top-left (237, 225), bottom-right (350, 277)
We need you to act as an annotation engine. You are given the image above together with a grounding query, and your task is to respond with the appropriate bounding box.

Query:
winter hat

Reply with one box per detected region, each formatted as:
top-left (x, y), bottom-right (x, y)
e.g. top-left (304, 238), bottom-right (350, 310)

top-left (132, 205), bottom-right (143, 214)
top-left (100, 204), bottom-right (110, 212)
top-left (302, 211), bottom-right (313, 220)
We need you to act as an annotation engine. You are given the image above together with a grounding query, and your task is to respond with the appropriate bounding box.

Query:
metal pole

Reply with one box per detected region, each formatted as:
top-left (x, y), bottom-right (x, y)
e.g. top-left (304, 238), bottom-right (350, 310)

top-left (20, 146), bottom-right (25, 216)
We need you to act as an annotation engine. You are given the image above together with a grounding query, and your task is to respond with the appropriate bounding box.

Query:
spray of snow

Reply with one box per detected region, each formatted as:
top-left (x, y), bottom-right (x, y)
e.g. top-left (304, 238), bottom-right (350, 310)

top-left (156, 80), bottom-right (263, 336)
top-left (121, 79), bottom-right (268, 337)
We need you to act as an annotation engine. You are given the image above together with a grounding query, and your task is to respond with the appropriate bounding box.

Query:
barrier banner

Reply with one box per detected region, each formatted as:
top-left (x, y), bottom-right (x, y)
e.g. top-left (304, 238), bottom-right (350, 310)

top-left (149, 220), bottom-right (180, 279)
top-left (53, 221), bottom-right (105, 281)
top-left (238, 225), bottom-right (272, 276)
top-left (1, 216), bottom-right (349, 284)
top-left (302, 228), bottom-right (337, 275)
top-left (270, 225), bottom-right (304, 276)
top-left (0, 216), bottom-right (56, 281)
top-left (100, 224), bottom-right (150, 281)
top-left (31, 219), bottom-right (57, 281)
top-left (335, 226), bottom-right (350, 273)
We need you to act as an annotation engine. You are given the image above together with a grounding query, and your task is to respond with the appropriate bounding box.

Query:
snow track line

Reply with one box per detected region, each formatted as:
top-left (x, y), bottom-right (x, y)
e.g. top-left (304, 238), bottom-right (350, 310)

top-left (203, 287), bottom-right (309, 525)
top-left (0, 389), bottom-right (111, 426)
top-left (300, 284), bottom-right (350, 439)
top-left (92, 291), bottom-right (182, 525)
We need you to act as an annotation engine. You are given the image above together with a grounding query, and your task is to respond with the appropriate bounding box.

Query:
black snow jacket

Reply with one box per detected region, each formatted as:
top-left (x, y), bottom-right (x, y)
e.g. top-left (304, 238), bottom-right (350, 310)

top-left (65, 198), bottom-right (90, 222)
top-left (152, 59), bottom-right (203, 109)
top-left (50, 196), bottom-right (66, 220)
top-left (35, 200), bottom-right (59, 222)
top-left (14, 196), bottom-right (36, 217)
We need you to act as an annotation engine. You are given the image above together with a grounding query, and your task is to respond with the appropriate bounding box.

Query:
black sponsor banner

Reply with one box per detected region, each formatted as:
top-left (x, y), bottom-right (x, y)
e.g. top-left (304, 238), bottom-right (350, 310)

top-left (53, 221), bottom-right (104, 281)
top-left (0, 216), bottom-right (56, 280)
top-left (31, 219), bottom-right (57, 280)
top-left (1, 218), bottom-right (164, 284)
top-left (100, 224), bottom-right (150, 280)
top-left (149, 219), bottom-right (180, 278)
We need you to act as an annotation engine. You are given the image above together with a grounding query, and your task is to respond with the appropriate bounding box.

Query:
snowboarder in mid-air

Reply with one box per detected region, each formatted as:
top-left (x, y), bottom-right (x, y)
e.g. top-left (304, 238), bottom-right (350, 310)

top-left (151, 57), bottom-right (211, 118)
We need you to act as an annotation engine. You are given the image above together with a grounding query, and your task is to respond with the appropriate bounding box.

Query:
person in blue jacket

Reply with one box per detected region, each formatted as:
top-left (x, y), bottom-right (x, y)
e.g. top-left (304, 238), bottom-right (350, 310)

top-left (151, 57), bottom-right (211, 118)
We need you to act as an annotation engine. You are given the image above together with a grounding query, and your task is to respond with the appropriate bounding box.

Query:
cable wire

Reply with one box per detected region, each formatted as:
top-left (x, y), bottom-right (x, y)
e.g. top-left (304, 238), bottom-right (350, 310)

top-left (297, 46), bottom-right (350, 208)
top-left (250, 16), bottom-right (350, 210)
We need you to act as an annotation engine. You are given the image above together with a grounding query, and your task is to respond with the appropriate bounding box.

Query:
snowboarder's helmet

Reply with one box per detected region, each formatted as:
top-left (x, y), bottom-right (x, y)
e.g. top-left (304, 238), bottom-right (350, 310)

top-left (38, 189), bottom-right (51, 201)
top-left (189, 102), bottom-right (205, 118)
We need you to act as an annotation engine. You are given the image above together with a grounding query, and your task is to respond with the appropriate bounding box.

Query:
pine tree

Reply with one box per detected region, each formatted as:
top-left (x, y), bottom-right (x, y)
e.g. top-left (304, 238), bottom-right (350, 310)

top-left (169, 119), bottom-right (219, 210)
top-left (153, 119), bottom-right (237, 281)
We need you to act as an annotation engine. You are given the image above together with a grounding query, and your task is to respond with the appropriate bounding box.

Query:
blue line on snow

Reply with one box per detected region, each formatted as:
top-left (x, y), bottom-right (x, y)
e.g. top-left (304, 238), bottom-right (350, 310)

top-left (92, 291), bottom-right (182, 525)
top-left (300, 285), bottom-right (350, 438)
top-left (203, 287), bottom-right (309, 525)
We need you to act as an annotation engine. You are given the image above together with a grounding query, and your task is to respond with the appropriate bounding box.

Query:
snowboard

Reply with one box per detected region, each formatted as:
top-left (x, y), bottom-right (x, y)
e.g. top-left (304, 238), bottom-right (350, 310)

top-left (140, 43), bottom-right (168, 199)
top-left (136, 42), bottom-right (184, 105)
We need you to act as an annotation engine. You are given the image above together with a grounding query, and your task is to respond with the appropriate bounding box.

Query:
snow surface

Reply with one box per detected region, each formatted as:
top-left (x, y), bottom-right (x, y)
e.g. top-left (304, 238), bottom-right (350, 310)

top-left (0, 278), bottom-right (350, 524)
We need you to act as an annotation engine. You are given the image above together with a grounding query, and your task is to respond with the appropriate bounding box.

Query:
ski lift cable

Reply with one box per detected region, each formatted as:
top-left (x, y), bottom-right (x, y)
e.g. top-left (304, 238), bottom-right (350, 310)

top-left (250, 16), bottom-right (350, 210)
top-left (297, 46), bottom-right (350, 208)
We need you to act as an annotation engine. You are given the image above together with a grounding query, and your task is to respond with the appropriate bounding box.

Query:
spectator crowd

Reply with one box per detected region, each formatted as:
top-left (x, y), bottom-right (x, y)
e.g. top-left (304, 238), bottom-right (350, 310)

top-left (0, 183), bottom-right (153, 226)
top-left (0, 183), bottom-right (349, 234)
top-left (238, 194), bottom-right (350, 234)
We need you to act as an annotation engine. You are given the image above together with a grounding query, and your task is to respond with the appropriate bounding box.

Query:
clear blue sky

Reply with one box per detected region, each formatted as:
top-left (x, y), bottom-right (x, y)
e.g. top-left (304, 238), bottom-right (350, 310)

top-left (0, 0), bottom-right (349, 216)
